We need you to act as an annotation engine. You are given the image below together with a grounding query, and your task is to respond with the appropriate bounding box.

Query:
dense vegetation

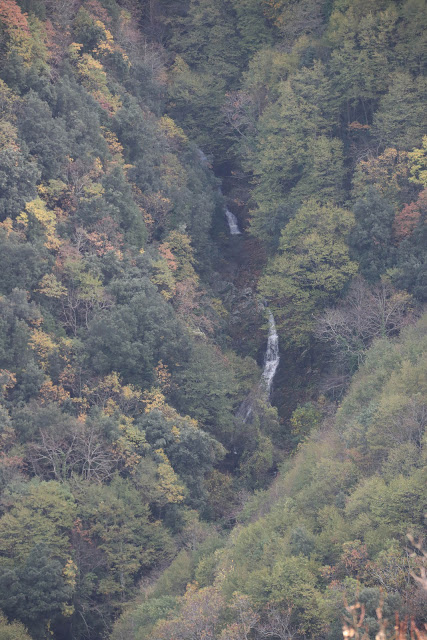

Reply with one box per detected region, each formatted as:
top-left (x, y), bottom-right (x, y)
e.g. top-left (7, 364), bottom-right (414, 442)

top-left (0, 1), bottom-right (425, 639)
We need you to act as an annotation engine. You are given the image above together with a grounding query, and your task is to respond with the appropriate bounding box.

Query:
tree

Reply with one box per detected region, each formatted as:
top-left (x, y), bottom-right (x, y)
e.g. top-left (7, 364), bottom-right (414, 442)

top-left (139, 408), bottom-right (225, 506)
top-left (17, 91), bottom-right (68, 181)
top-left (76, 477), bottom-right (174, 602)
top-left (0, 612), bottom-right (32, 640)
top-left (167, 57), bottom-right (229, 159)
top-left (27, 409), bottom-right (117, 482)
top-left (259, 200), bottom-right (357, 346)
top-left (0, 545), bottom-right (74, 640)
top-left (167, 0), bottom-right (243, 85)
top-left (86, 276), bottom-right (189, 386)
top-left (264, 0), bottom-right (326, 46)
top-left (0, 231), bottom-right (47, 295)
top-left (152, 584), bottom-right (224, 640)
top-left (170, 341), bottom-right (237, 442)
top-left (315, 277), bottom-right (413, 372)
top-left (350, 187), bottom-right (395, 282)
top-left (229, 0), bottom-right (273, 57)
top-left (111, 596), bottom-right (178, 640)
top-left (249, 556), bottom-right (326, 635)
top-left (249, 62), bottom-right (338, 244)
top-left (0, 147), bottom-right (39, 221)
top-left (373, 72), bottom-right (427, 150)
top-left (0, 480), bottom-right (76, 563)
top-left (394, 190), bottom-right (426, 242)
top-left (408, 135), bottom-right (427, 189)
top-left (352, 148), bottom-right (412, 211)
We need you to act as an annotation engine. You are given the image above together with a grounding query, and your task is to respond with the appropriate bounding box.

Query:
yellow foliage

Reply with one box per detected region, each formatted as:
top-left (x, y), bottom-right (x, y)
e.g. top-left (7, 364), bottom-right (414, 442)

top-left (70, 45), bottom-right (122, 115)
top-left (81, 372), bottom-right (142, 416)
top-left (39, 379), bottom-right (70, 405)
top-left (0, 369), bottom-right (16, 395)
top-left (159, 116), bottom-right (189, 146)
top-left (37, 179), bottom-right (68, 207)
top-left (352, 148), bottom-right (409, 207)
top-left (151, 257), bottom-right (176, 300)
top-left (155, 361), bottom-right (171, 391)
top-left (82, 180), bottom-right (104, 200)
top-left (171, 425), bottom-right (181, 441)
top-left (15, 210), bottom-right (28, 227)
top-left (101, 127), bottom-right (125, 164)
top-left (37, 273), bottom-right (67, 299)
top-left (20, 197), bottom-right (60, 250)
top-left (408, 136), bottom-right (427, 188)
top-left (29, 329), bottom-right (57, 369)
top-left (155, 448), bottom-right (185, 503)
top-left (63, 557), bottom-right (77, 589)
top-left (0, 78), bottom-right (20, 119)
top-left (143, 387), bottom-right (167, 413)
top-left (0, 217), bottom-right (14, 234)
top-left (143, 387), bottom-right (199, 429)
top-left (114, 414), bottom-right (148, 470)
top-left (68, 42), bottom-right (83, 59)
top-left (0, 120), bottom-right (19, 151)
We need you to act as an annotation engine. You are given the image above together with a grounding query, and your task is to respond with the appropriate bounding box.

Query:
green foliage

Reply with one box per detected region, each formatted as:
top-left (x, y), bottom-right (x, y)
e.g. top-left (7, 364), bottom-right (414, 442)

top-left (248, 61), bottom-right (339, 244)
top-left (0, 612), bottom-right (31, 640)
top-left (147, 313), bottom-right (426, 637)
top-left (17, 91), bottom-right (68, 181)
top-left (111, 596), bottom-right (178, 640)
top-left (170, 341), bottom-right (237, 442)
top-left (87, 277), bottom-right (189, 386)
top-left (290, 402), bottom-right (322, 442)
top-left (151, 549), bottom-right (193, 598)
top-left (0, 147), bottom-right (39, 220)
top-left (0, 480), bottom-right (76, 562)
top-left (373, 72), bottom-right (427, 150)
top-left (0, 1), bottom-right (426, 638)
top-left (350, 188), bottom-right (395, 281)
top-left (259, 200), bottom-right (357, 346)
top-left (0, 545), bottom-right (73, 640)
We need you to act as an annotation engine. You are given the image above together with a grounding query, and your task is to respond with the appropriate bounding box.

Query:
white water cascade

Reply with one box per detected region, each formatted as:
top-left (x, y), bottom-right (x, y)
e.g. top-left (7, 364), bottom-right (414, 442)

top-left (196, 148), bottom-right (242, 234)
top-left (225, 208), bottom-right (242, 235)
top-left (217, 185), bottom-right (242, 235)
top-left (261, 310), bottom-right (280, 394)
top-left (236, 307), bottom-right (280, 423)
top-left (196, 148), bottom-right (210, 166)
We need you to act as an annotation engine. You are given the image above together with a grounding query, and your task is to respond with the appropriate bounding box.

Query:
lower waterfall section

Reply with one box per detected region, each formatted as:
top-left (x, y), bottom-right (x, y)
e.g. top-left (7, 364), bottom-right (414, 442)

top-left (261, 310), bottom-right (280, 394)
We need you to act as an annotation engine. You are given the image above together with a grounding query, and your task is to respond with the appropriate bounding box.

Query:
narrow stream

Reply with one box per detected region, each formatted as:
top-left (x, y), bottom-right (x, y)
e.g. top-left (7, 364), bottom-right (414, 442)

top-left (197, 148), bottom-right (279, 416)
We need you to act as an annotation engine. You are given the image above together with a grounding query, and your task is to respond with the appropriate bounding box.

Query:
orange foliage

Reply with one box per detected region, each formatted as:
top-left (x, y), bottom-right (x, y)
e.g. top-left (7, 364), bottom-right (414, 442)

top-left (0, 0), bottom-right (33, 64)
top-left (348, 121), bottom-right (371, 131)
top-left (39, 379), bottom-right (71, 405)
top-left (0, 0), bottom-right (29, 34)
top-left (158, 241), bottom-right (178, 271)
top-left (84, 0), bottom-right (111, 24)
top-left (155, 361), bottom-right (171, 391)
top-left (393, 190), bottom-right (426, 242)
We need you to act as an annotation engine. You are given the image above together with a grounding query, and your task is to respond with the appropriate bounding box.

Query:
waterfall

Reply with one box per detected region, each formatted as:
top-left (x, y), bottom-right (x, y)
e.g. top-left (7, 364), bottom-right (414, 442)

top-left (225, 208), bottom-right (241, 235)
top-left (261, 310), bottom-right (280, 394)
top-left (217, 185), bottom-right (241, 235)
top-left (196, 149), bottom-right (242, 235)
top-left (196, 146), bottom-right (279, 421)
top-left (196, 148), bottom-right (210, 166)
top-left (236, 308), bottom-right (279, 423)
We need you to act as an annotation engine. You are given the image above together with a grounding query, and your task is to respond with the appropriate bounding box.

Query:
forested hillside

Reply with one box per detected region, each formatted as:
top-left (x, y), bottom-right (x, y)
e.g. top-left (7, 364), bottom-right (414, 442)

top-left (0, 1), bottom-right (425, 639)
